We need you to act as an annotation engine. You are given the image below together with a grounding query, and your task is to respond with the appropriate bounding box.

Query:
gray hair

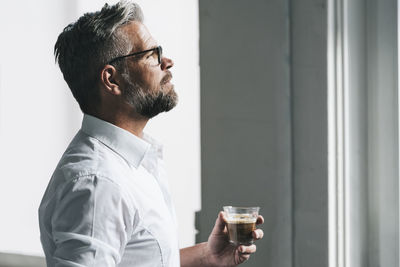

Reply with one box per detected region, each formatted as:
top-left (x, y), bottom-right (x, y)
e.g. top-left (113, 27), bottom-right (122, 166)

top-left (54, 1), bottom-right (144, 114)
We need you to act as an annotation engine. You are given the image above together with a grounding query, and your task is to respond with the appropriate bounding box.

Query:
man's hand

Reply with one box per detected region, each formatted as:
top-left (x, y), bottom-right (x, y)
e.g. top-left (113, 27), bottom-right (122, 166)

top-left (180, 212), bottom-right (264, 267)
top-left (204, 211), bottom-right (264, 267)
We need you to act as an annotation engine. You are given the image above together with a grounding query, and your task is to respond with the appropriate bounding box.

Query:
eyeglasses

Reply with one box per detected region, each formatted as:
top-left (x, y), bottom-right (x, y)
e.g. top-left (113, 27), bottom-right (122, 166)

top-left (108, 46), bottom-right (163, 65)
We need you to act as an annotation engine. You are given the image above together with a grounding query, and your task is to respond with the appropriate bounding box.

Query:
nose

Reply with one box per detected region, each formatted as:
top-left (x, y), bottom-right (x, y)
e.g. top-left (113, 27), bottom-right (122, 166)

top-left (161, 57), bottom-right (174, 70)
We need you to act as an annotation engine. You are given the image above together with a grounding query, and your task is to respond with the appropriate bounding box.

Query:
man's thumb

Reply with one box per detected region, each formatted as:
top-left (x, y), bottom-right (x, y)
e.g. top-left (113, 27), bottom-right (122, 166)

top-left (212, 211), bottom-right (227, 233)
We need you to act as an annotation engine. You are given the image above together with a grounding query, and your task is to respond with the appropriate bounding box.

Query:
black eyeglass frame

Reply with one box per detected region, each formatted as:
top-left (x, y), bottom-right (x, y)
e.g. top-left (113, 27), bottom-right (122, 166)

top-left (108, 46), bottom-right (163, 65)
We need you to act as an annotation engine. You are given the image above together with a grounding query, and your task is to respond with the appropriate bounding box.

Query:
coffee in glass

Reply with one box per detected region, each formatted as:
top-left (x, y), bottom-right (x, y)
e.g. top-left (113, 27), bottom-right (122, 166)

top-left (223, 206), bottom-right (260, 245)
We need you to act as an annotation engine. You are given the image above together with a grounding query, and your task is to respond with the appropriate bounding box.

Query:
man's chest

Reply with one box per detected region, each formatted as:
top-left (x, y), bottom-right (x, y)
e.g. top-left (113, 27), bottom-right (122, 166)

top-left (119, 164), bottom-right (180, 266)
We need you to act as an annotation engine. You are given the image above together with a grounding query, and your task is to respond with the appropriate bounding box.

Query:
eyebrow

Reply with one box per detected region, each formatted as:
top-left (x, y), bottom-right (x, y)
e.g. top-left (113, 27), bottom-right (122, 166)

top-left (131, 45), bottom-right (157, 56)
top-left (108, 46), bottom-right (161, 64)
top-left (146, 45), bottom-right (159, 51)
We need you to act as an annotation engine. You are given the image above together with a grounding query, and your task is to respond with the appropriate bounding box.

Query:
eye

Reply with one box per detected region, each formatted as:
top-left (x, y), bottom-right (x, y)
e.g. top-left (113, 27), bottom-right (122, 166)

top-left (146, 51), bottom-right (155, 59)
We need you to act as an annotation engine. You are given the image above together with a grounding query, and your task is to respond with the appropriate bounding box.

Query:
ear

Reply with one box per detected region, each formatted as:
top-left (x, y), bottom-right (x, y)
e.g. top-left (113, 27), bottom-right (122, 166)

top-left (100, 65), bottom-right (122, 96)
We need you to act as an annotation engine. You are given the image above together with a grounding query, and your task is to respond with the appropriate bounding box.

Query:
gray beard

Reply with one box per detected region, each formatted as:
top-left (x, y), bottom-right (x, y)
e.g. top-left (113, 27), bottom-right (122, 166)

top-left (121, 74), bottom-right (178, 119)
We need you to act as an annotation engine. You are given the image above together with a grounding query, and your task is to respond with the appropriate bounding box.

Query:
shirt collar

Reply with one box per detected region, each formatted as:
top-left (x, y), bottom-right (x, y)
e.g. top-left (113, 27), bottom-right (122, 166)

top-left (81, 114), bottom-right (162, 168)
top-left (142, 132), bottom-right (164, 160)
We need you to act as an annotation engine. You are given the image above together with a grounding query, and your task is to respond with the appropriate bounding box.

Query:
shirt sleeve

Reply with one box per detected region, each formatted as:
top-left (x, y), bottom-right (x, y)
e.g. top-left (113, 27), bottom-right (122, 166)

top-left (50, 175), bottom-right (135, 266)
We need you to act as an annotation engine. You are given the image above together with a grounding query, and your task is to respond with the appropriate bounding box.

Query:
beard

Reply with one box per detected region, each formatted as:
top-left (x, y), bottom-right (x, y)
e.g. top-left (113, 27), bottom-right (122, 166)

top-left (121, 71), bottom-right (178, 119)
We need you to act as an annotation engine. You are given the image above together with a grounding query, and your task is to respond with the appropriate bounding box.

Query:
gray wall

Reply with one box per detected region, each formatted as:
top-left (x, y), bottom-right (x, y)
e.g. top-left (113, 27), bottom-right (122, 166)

top-left (366, 0), bottom-right (399, 265)
top-left (198, 0), bottom-right (328, 266)
top-left (291, 0), bottom-right (328, 266)
top-left (198, 0), bottom-right (292, 266)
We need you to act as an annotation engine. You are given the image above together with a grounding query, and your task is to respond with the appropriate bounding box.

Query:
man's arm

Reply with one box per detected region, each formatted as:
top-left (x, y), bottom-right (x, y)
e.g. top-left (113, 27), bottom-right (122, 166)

top-left (180, 212), bottom-right (264, 267)
top-left (49, 176), bottom-right (134, 266)
top-left (180, 242), bottom-right (209, 267)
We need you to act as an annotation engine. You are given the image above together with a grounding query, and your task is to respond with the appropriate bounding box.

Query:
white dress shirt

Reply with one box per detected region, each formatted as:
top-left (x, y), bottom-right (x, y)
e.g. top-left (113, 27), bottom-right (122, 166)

top-left (39, 114), bottom-right (180, 267)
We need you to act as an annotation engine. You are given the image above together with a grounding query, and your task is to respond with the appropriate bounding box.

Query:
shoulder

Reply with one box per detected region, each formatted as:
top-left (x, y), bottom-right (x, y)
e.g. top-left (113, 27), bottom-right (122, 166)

top-left (42, 131), bottom-right (135, 205)
top-left (55, 130), bottom-right (131, 183)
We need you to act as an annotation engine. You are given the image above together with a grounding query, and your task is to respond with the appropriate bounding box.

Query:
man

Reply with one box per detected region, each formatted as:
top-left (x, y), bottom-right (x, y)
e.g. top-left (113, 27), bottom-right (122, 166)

top-left (39, 1), bottom-right (264, 266)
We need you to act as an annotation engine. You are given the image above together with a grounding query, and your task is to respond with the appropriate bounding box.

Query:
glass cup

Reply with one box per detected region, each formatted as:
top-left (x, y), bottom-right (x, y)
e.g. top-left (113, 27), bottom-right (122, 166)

top-left (223, 206), bottom-right (260, 245)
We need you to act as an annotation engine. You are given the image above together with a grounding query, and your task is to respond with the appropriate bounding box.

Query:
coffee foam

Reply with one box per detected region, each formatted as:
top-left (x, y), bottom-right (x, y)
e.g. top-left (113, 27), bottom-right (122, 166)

top-left (226, 214), bottom-right (257, 224)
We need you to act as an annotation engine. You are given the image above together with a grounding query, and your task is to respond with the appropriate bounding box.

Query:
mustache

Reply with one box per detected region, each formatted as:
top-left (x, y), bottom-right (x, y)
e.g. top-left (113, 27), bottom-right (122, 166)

top-left (161, 71), bottom-right (173, 85)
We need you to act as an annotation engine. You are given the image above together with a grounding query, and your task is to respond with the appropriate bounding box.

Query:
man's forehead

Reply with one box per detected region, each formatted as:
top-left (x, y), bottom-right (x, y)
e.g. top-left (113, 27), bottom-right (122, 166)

top-left (120, 21), bottom-right (157, 51)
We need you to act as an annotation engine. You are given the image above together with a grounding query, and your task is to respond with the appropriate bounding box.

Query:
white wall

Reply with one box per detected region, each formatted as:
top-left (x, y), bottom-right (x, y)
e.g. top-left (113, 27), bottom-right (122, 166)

top-left (0, 0), bottom-right (200, 256)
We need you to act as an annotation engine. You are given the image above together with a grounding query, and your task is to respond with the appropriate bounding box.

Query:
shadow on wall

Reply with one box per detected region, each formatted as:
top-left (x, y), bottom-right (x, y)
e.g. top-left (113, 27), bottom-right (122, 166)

top-left (0, 253), bottom-right (45, 267)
